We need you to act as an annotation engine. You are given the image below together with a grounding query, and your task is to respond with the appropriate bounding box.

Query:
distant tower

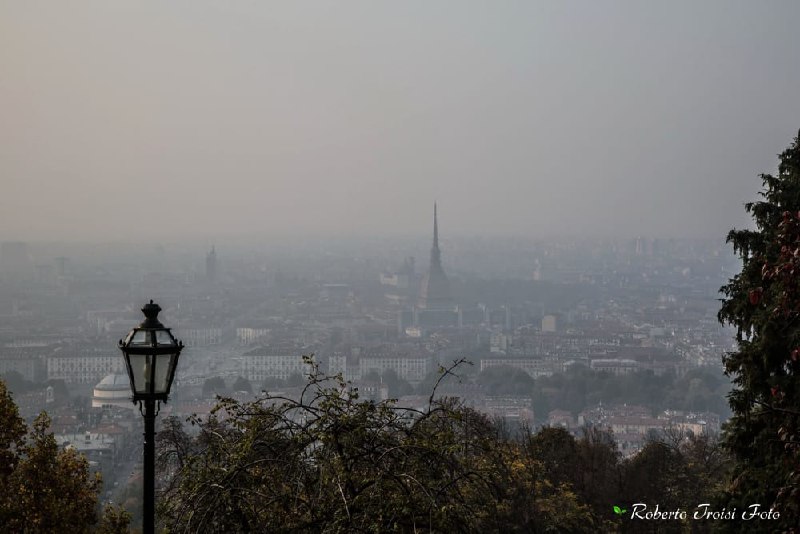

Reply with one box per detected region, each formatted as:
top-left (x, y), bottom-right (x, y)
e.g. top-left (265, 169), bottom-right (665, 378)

top-left (206, 246), bottom-right (217, 283)
top-left (418, 203), bottom-right (452, 309)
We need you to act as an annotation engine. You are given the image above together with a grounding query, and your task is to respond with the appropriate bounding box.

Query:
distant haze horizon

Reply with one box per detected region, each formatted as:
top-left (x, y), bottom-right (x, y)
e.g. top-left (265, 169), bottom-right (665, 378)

top-left (2, 1), bottom-right (798, 242)
top-left (0, 231), bottom-right (739, 247)
top-left (3, 233), bottom-right (733, 256)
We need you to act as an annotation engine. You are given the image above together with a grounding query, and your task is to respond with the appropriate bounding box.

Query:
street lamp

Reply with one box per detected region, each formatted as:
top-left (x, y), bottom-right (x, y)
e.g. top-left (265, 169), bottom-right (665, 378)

top-left (119, 300), bottom-right (184, 534)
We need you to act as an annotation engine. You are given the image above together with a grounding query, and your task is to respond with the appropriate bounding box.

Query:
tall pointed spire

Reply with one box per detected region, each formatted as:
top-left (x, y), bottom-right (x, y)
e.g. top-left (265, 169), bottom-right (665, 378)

top-left (419, 202), bottom-right (451, 309)
top-left (429, 203), bottom-right (442, 270)
top-left (433, 202), bottom-right (439, 250)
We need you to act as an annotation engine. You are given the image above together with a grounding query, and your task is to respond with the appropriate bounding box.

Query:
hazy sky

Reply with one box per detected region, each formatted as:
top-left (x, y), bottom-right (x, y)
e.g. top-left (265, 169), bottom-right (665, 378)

top-left (1, 1), bottom-right (799, 242)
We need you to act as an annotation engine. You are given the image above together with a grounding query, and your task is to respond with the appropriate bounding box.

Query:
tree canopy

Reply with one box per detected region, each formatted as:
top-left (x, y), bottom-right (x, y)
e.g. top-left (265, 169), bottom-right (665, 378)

top-left (156, 360), bottom-right (729, 532)
top-left (718, 129), bottom-right (800, 529)
top-left (157, 362), bottom-right (599, 532)
top-left (0, 379), bottom-right (130, 533)
top-left (232, 375), bottom-right (252, 393)
top-left (202, 376), bottom-right (227, 397)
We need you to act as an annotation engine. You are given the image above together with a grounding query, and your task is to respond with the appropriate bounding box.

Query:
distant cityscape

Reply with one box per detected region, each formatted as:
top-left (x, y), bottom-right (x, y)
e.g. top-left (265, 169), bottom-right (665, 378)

top-left (0, 209), bottom-right (738, 502)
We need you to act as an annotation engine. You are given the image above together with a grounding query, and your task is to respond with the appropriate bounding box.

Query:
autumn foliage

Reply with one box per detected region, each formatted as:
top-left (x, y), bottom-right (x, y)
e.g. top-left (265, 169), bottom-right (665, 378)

top-left (718, 130), bottom-right (800, 530)
top-left (0, 380), bottom-right (130, 533)
top-left (156, 360), bottom-right (724, 533)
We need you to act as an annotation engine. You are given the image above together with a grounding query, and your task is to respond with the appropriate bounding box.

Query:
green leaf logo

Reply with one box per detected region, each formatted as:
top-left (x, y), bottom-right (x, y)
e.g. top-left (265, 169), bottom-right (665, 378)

top-left (613, 505), bottom-right (627, 515)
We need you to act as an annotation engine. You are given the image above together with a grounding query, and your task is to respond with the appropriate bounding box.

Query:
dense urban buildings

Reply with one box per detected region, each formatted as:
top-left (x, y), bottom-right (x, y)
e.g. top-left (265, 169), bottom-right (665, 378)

top-left (0, 229), bottom-right (738, 509)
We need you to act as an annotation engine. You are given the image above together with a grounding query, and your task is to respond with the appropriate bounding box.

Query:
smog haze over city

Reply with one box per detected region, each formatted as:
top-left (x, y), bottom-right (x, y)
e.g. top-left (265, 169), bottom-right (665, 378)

top-left (3, 1), bottom-right (800, 531)
top-left (2, 1), bottom-right (799, 241)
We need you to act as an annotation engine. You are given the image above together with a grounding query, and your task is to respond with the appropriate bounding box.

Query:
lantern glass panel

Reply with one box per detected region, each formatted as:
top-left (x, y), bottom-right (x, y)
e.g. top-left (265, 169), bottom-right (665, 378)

top-left (128, 330), bottom-right (150, 346)
top-left (154, 353), bottom-right (177, 394)
top-left (155, 330), bottom-right (176, 347)
top-left (129, 353), bottom-right (151, 394)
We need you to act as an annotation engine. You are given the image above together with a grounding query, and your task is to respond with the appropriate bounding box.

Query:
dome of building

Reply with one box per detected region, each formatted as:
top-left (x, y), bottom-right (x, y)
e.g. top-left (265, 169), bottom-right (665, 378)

top-left (92, 373), bottom-right (134, 410)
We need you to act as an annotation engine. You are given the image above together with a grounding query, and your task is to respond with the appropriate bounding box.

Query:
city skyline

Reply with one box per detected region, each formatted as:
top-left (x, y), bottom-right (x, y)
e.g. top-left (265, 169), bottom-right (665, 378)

top-left (2, 2), bottom-right (798, 528)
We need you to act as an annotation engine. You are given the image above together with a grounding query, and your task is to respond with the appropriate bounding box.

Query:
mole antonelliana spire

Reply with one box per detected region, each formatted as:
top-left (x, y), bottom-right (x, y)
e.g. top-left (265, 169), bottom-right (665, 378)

top-left (418, 202), bottom-right (452, 309)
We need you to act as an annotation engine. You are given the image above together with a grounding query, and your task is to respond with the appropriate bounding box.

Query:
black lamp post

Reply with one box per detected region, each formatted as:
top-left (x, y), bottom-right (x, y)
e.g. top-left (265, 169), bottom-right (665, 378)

top-left (119, 300), bottom-right (184, 534)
